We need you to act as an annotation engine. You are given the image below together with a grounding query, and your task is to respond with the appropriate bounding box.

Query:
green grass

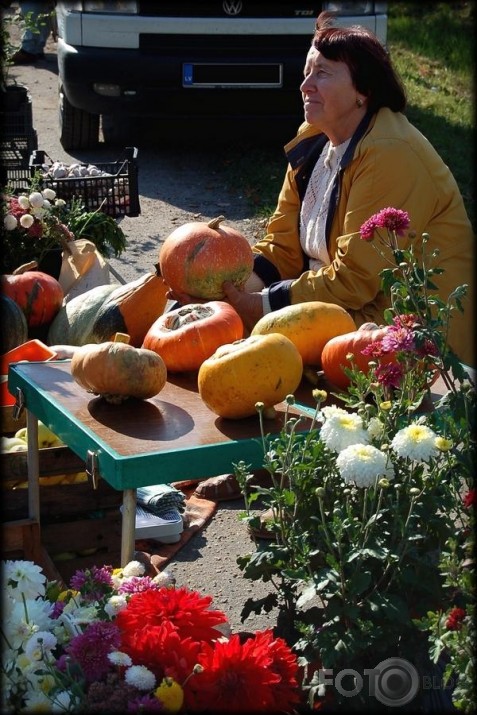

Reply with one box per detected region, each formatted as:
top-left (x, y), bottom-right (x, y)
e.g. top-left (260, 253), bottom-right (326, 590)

top-left (387, 1), bottom-right (474, 226)
top-left (230, 2), bottom-right (475, 228)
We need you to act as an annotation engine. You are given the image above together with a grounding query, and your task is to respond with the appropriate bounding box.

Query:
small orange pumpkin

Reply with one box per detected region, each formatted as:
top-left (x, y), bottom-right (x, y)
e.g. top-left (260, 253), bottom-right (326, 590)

top-left (159, 216), bottom-right (253, 300)
top-left (321, 322), bottom-right (395, 389)
top-left (70, 333), bottom-right (167, 404)
top-left (251, 301), bottom-right (356, 367)
top-left (1, 270), bottom-right (64, 328)
top-left (198, 332), bottom-right (303, 419)
top-left (142, 301), bottom-right (243, 372)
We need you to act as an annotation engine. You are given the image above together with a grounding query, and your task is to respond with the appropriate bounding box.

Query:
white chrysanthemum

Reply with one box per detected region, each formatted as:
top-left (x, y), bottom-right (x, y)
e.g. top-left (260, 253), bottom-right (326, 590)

top-left (28, 191), bottom-right (45, 208)
top-left (152, 570), bottom-right (175, 588)
top-left (50, 690), bottom-right (75, 712)
top-left (33, 672), bottom-right (56, 696)
top-left (435, 436), bottom-right (453, 452)
top-left (125, 664), bottom-right (156, 691)
top-left (54, 198), bottom-right (66, 208)
top-left (3, 597), bottom-right (55, 651)
top-left (108, 651), bottom-right (132, 667)
top-left (336, 443), bottom-right (393, 488)
top-left (367, 416), bottom-right (385, 440)
top-left (4, 214), bottom-right (17, 230)
top-left (17, 195), bottom-right (31, 209)
top-left (19, 213), bottom-right (34, 228)
top-left (104, 594), bottom-right (128, 617)
top-left (3, 559), bottom-right (46, 600)
top-left (320, 405), bottom-right (349, 421)
top-left (24, 631), bottom-right (57, 661)
top-left (22, 689), bottom-right (52, 711)
top-left (121, 560), bottom-right (146, 578)
top-left (60, 602), bottom-right (98, 628)
top-left (391, 423), bottom-right (439, 462)
top-left (320, 409), bottom-right (369, 452)
top-left (42, 188), bottom-right (56, 201)
top-left (31, 206), bottom-right (46, 219)
top-left (28, 597), bottom-right (55, 628)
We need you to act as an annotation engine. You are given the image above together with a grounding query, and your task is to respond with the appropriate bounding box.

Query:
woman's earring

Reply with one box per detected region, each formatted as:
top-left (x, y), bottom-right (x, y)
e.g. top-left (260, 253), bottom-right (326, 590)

top-left (356, 97), bottom-right (363, 107)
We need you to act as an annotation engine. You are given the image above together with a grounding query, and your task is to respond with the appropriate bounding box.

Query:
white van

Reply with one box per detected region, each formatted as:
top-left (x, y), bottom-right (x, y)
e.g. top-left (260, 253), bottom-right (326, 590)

top-left (55, 2), bottom-right (387, 149)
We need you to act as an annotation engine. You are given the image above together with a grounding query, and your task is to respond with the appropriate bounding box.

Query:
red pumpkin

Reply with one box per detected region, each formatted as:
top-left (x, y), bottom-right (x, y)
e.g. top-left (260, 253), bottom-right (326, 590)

top-left (142, 301), bottom-right (244, 372)
top-left (321, 322), bottom-right (395, 389)
top-left (159, 216), bottom-right (253, 300)
top-left (1, 271), bottom-right (64, 328)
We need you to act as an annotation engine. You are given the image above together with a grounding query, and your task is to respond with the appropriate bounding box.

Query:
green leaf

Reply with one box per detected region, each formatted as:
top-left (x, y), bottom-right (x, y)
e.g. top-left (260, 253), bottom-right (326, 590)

top-left (367, 593), bottom-right (410, 624)
top-left (348, 569), bottom-right (372, 596)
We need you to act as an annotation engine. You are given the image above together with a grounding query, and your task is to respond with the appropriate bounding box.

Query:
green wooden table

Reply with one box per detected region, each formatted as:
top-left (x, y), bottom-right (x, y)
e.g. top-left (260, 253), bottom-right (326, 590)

top-left (8, 360), bottom-right (318, 565)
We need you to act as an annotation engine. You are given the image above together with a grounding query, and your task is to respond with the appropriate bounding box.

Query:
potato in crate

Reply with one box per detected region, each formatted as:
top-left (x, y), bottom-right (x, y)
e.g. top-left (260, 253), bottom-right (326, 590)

top-left (29, 147), bottom-right (141, 218)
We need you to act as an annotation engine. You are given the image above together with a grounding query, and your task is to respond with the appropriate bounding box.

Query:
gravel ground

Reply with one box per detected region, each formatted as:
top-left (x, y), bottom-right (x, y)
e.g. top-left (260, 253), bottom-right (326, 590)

top-left (8, 33), bottom-right (286, 634)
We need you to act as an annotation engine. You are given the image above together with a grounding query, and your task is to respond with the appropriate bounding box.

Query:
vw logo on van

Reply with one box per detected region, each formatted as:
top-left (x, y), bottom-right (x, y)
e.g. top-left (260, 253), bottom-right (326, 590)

top-left (223, 1), bottom-right (243, 16)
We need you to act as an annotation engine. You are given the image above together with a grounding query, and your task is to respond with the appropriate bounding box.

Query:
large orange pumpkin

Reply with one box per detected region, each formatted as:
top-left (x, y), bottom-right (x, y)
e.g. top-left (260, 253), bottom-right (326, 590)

top-left (251, 301), bottom-right (356, 367)
top-left (198, 333), bottom-right (303, 419)
top-left (159, 216), bottom-right (253, 300)
top-left (142, 301), bottom-right (243, 373)
top-left (1, 271), bottom-right (64, 328)
top-left (321, 323), bottom-right (395, 389)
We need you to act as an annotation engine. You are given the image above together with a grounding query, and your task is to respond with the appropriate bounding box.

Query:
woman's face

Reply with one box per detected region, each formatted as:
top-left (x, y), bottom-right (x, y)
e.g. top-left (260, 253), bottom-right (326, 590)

top-left (300, 45), bottom-right (365, 144)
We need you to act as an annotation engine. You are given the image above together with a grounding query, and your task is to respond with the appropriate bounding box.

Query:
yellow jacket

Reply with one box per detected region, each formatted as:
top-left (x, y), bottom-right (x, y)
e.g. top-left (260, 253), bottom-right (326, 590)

top-left (252, 108), bottom-right (475, 367)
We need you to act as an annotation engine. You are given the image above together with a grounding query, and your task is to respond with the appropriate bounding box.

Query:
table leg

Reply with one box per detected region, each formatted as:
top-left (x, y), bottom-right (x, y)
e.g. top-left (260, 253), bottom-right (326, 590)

top-left (26, 410), bottom-right (40, 522)
top-left (121, 488), bottom-right (137, 566)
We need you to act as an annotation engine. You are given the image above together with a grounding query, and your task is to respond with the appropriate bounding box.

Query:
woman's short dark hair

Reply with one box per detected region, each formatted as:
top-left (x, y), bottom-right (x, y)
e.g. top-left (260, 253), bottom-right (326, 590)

top-left (313, 11), bottom-right (406, 113)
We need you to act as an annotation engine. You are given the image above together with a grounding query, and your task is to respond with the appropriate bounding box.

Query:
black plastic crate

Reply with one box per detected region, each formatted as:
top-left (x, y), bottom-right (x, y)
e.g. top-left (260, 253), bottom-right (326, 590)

top-left (0, 131), bottom-right (38, 191)
top-left (29, 147), bottom-right (141, 218)
top-left (3, 103), bottom-right (34, 138)
top-left (1, 86), bottom-right (35, 139)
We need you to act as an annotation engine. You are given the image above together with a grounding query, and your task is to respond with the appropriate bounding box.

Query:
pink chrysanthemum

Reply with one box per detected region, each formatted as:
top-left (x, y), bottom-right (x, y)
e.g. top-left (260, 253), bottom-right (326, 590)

top-left (359, 216), bottom-right (379, 241)
top-left (360, 207), bottom-right (410, 242)
top-left (374, 207), bottom-right (411, 235)
top-left (118, 576), bottom-right (161, 595)
top-left (380, 325), bottom-right (415, 353)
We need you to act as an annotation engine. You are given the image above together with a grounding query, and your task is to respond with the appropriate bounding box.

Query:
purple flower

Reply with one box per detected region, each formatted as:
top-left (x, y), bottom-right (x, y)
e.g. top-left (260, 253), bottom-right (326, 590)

top-left (381, 325), bottom-right (415, 353)
top-left (118, 576), bottom-right (161, 595)
top-left (375, 363), bottom-right (404, 389)
top-left (50, 600), bottom-right (66, 619)
top-left (69, 565), bottom-right (114, 602)
top-left (66, 620), bottom-right (121, 683)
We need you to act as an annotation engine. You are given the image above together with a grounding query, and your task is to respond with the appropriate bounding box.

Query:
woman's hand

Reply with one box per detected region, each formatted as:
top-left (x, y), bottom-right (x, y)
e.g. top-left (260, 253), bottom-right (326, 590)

top-left (222, 281), bottom-right (264, 332)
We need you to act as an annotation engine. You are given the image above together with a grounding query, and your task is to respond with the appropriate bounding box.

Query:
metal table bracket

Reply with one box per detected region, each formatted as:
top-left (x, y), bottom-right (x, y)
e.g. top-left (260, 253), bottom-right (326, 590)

top-left (13, 387), bottom-right (25, 420)
top-left (86, 450), bottom-right (100, 489)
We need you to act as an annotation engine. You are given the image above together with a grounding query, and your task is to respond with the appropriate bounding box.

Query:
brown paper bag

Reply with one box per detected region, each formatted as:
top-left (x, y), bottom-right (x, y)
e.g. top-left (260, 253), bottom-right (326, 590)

top-left (59, 240), bottom-right (111, 303)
